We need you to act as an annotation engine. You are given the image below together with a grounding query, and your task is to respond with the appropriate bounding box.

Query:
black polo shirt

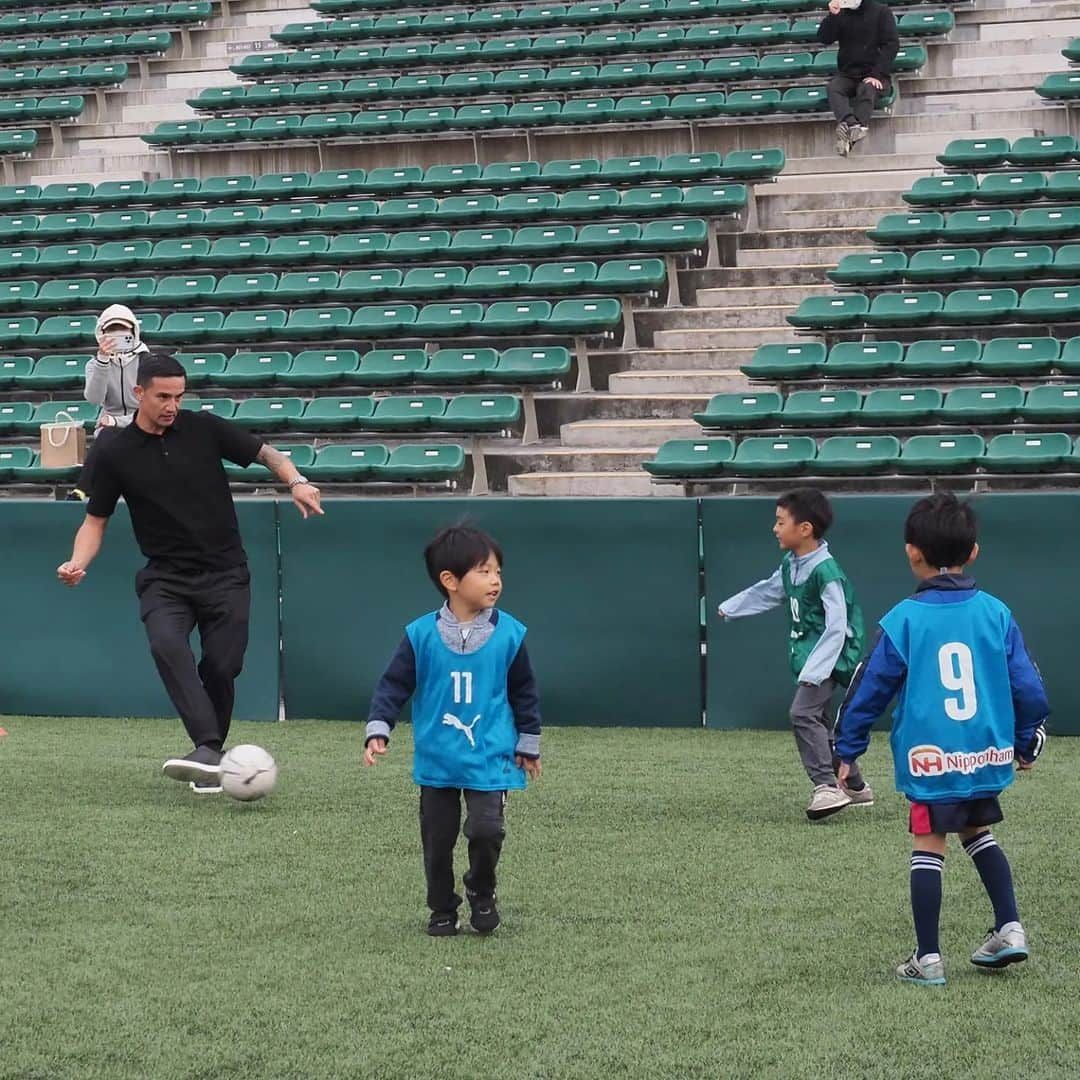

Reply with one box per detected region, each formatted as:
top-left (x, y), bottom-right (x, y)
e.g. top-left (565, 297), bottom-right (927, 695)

top-left (87, 410), bottom-right (263, 572)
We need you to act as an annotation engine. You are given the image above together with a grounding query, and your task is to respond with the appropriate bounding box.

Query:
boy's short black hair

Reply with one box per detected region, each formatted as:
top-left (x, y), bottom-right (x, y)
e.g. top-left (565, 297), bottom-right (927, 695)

top-left (776, 487), bottom-right (834, 539)
top-left (136, 353), bottom-right (185, 388)
top-left (425, 524), bottom-right (503, 598)
top-left (904, 493), bottom-right (977, 569)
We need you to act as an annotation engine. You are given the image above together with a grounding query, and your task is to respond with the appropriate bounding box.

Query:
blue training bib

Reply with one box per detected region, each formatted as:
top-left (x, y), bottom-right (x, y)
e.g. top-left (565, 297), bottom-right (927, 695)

top-left (406, 610), bottom-right (528, 791)
top-left (881, 591), bottom-right (1017, 802)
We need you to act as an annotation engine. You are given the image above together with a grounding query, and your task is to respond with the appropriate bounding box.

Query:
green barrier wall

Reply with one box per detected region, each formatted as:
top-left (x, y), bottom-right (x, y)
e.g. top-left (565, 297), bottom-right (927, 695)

top-left (0, 500), bottom-right (280, 720)
top-left (703, 494), bottom-right (1078, 735)
top-left (280, 499), bottom-right (702, 726)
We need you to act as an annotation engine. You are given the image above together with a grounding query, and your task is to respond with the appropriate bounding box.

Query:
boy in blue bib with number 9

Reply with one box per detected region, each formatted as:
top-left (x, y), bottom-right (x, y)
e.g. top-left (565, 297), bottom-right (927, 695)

top-left (364, 525), bottom-right (542, 937)
top-left (836, 494), bottom-right (1048, 986)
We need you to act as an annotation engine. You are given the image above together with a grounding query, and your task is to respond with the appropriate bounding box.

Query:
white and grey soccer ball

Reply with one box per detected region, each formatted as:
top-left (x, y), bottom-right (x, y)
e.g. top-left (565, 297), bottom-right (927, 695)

top-left (220, 744), bottom-right (277, 802)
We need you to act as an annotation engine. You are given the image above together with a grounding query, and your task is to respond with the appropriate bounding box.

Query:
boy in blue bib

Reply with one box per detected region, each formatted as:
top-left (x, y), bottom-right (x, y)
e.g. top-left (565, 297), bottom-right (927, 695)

top-left (364, 525), bottom-right (542, 936)
top-left (836, 494), bottom-right (1048, 986)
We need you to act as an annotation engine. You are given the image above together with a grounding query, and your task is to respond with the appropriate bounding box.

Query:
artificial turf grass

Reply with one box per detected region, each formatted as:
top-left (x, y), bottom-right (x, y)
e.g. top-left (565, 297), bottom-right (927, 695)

top-left (1, 718), bottom-right (1077, 1080)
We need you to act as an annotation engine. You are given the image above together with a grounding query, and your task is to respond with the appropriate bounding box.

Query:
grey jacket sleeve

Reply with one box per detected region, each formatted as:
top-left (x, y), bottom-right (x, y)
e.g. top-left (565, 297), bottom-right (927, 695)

top-left (719, 567), bottom-right (786, 619)
top-left (83, 356), bottom-right (113, 407)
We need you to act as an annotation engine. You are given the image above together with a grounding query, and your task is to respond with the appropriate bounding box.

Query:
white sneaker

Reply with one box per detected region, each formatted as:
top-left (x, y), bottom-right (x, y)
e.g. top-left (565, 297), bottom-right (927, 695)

top-left (848, 124), bottom-right (870, 146)
top-left (971, 922), bottom-right (1028, 968)
top-left (845, 782), bottom-right (874, 806)
top-left (835, 121), bottom-right (852, 156)
top-left (806, 784), bottom-right (851, 821)
top-left (896, 951), bottom-right (946, 986)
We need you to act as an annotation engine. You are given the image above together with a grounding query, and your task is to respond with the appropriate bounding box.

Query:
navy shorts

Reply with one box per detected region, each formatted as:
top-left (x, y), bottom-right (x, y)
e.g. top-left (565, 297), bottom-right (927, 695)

top-left (909, 797), bottom-right (1003, 836)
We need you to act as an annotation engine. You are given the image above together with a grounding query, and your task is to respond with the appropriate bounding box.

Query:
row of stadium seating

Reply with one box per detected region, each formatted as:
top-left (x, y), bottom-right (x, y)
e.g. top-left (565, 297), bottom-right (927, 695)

top-left (0, 151), bottom-right (785, 208)
top-left (937, 136), bottom-right (1080, 170)
top-left (1, 345), bottom-right (574, 388)
top-left (1032, 38), bottom-right (1079, 102)
top-left (0, 442), bottom-right (469, 484)
top-left (310, 0), bottom-right (956, 15)
top-left (743, 337), bottom-right (1080, 379)
top-left (0, 394), bottom-right (525, 433)
top-left (145, 87), bottom-right (894, 145)
top-left (0, 95), bottom-right (83, 125)
top-left (0, 298), bottom-right (624, 346)
top-left (694, 384), bottom-right (1080, 426)
top-left (868, 208), bottom-right (1080, 244)
top-left (0, 220), bottom-right (712, 274)
top-left (0, 186), bottom-right (749, 236)
top-left (644, 433), bottom-right (1080, 478)
top-left (787, 289), bottom-right (1080, 329)
top-left (190, 49), bottom-right (928, 113)
top-left (0, 31), bottom-right (172, 62)
top-left (0, 5), bottom-right (210, 36)
top-left (830, 246), bottom-right (1080, 285)
top-left (904, 170), bottom-right (1080, 206)
top-left (268, 9), bottom-right (954, 46)
top-left (0, 61), bottom-right (127, 95)
top-left (228, 18), bottom-right (949, 77)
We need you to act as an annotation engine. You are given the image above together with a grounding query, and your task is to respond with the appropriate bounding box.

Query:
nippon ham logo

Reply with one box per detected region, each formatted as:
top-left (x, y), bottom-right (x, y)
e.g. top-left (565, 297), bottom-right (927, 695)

top-left (908, 744), bottom-right (1014, 777)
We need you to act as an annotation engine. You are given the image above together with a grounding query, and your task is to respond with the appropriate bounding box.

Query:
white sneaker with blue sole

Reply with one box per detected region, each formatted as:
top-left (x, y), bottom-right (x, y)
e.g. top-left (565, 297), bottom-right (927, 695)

top-left (971, 922), bottom-right (1028, 968)
top-left (896, 951), bottom-right (946, 986)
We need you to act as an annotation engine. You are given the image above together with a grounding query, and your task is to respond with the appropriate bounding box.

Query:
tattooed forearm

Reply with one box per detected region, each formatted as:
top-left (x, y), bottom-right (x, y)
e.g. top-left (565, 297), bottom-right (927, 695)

top-left (255, 444), bottom-right (296, 482)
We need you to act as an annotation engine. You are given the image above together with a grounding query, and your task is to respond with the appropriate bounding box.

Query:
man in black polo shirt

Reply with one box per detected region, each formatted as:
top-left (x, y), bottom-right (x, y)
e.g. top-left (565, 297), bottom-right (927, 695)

top-left (57, 354), bottom-right (323, 793)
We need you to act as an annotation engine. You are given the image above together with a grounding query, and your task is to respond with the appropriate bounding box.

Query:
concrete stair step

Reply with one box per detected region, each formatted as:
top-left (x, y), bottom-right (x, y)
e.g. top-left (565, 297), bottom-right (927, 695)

top-left (736, 245), bottom-right (870, 269)
top-left (652, 326), bottom-right (799, 349)
top-left (682, 265), bottom-right (832, 290)
top-left (608, 370), bottom-right (751, 394)
top-left (561, 418), bottom-right (700, 449)
top-left (758, 190), bottom-right (907, 214)
top-left (765, 207), bottom-right (905, 230)
top-left (610, 347), bottom-right (758, 370)
top-left (693, 284), bottom-right (834, 309)
top-left (637, 304), bottom-right (799, 330)
top-left (740, 227), bottom-right (870, 251)
top-left (508, 470), bottom-right (658, 497)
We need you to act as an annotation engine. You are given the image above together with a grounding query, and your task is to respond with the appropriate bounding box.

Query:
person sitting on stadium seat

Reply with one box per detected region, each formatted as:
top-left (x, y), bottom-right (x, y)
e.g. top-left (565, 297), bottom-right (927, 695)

top-left (818, 0), bottom-right (899, 157)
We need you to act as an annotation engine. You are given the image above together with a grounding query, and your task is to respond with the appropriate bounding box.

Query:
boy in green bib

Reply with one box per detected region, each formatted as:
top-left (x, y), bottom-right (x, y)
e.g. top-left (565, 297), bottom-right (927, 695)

top-left (719, 488), bottom-right (871, 821)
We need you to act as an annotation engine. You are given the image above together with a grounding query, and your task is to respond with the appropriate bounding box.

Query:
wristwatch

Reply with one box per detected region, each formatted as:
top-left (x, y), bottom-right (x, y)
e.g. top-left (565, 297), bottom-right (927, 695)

top-left (288, 474), bottom-right (313, 489)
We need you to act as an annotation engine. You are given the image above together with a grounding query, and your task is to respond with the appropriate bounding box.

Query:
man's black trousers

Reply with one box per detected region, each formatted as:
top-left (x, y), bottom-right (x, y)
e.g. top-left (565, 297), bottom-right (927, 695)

top-left (419, 787), bottom-right (506, 914)
top-left (136, 564), bottom-right (251, 752)
top-left (827, 74), bottom-right (891, 126)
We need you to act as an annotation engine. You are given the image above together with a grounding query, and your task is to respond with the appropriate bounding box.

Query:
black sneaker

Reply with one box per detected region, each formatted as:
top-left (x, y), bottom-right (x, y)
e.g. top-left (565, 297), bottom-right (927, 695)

top-left (427, 911), bottom-right (460, 937)
top-left (468, 894), bottom-right (501, 934)
top-left (163, 745), bottom-right (222, 783)
top-left (189, 778), bottom-right (223, 795)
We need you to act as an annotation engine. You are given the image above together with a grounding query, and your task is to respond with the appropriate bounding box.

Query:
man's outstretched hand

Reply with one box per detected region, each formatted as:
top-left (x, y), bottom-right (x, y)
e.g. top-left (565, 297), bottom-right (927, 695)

top-left (57, 561), bottom-right (86, 587)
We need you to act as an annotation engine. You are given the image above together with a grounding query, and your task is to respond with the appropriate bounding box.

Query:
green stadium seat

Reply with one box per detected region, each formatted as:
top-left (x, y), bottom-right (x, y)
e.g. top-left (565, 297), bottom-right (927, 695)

top-left (232, 397), bottom-right (305, 432)
top-left (0, 399), bottom-right (34, 433)
top-left (90, 180), bottom-right (147, 208)
top-left (279, 306), bottom-right (348, 341)
top-left (1018, 286), bottom-right (1080, 322)
top-left (741, 341), bottom-right (824, 379)
top-left (861, 387), bottom-right (942, 425)
top-left (616, 187), bottom-right (683, 217)
top-left (364, 395), bottom-right (445, 431)
top-left (822, 340), bottom-right (902, 377)
top-left (1024, 384), bottom-right (1080, 420)
top-left (309, 168), bottom-right (367, 197)
top-left (942, 385), bottom-right (1025, 423)
top-left (482, 300), bottom-right (553, 333)
top-left (449, 229), bottom-right (512, 259)
top-left (903, 338), bottom-right (980, 376)
top-left (1036, 73), bottom-right (1080, 101)
top-left (781, 389), bottom-right (861, 426)
top-left (723, 149), bottom-right (786, 180)
top-left (546, 65), bottom-right (600, 92)
top-left (897, 10), bottom-right (954, 35)
top-left (693, 390), bottom-right (783, 429)
top-left (461, 264), bottom-right (531, 297)
top-left (984, 432), bottom-right (1070, 473)
top-left (667, 92), bottom-right (726, 119)
top-left (272, 271), bottom-right (336, 304)
top-left (307, 442), bottom-right (388, 480)
top-left (728, 436), bottom-right (816, 476)
top-left (1015, 206), bottom-right (1080, 239)
top-left (495, 346), bottom-right (572, 383)
top-left (976, 172), bottom-right (1047, 204)
top-left (596, 61), bottom-right (650, 89)
top-left (904, 248), bottom-right (979, 284)
top-left (788, 17), bottom-right (823, 43)
top-left (32, 400), bottom-right (100, 428)
top-left (978, 245), bottom-right (1053, 281)
top-left (174, 351), bottom-right (227, 387)
top-left (1059, 337), bottom-right (1080, 373)
top-left (547, 298), bottom-right (620, 333)
top-left (656, 153), bottom-right (719, 182)
top-left (379, 443), bottom-right (466, 483)
top-left (0, 355), bottom-right (31, 387)
top-left (206, 236), bottom-right (271, 267)
top-left (296, 396), bottom-right (373, 432)
top-left (780, 86), bottom-right (830, 114)
top-left (937, 141), bottom-right (1010, 170)
top-left (828, 251), bottom-right (906, 285)
top-left (720, 89), bottom-right (782, 115)
top-left (352, 348), bottom-right (426, 386)
top-left (20, 353), bottom-right (85, 388)
top-left (1045, 171), bottom-right (1080, 201)
top-left (977, 337), bottom-right (1059, 376)
top-left (612, 94), bottom-right (670, 121)
top-left (1008, 136), bottom-right (1077, 167)
top-left (596, 257), bottom-right (666, 293)
top-left (758, 51), bottom-right (812, 79)
top-left (225, 442), bottom-right (316, 483)
top-left (531, 260), bottom-right (597, 294)
top-left (643, 438), bottom-right (734, 478)
top-left (217, 351), bottom-right (292, 387)
top-left (93, 276), bottom-right (156, 307)
top-left (158, 310), bottom-right (225, 344)
top-left (156, 273), bottom-right (217, 305)
top-left (277, 348), bottom-right (359, 386)
top-left (787, 294), bottom-right (869, 328)
top-left (898, 434), bottom-right (984, 474)
top-left (403, 267), bottom-right (468, 298)
top-left (349, 304), bottom-right (418, 336)
top-left (815, 435), bottom-right (901, 475)
top-left (423, 348), bottom-right (498, 383)
top-left (940, 288), bottom-right (1019, 325)
top-left (415, 302), bottom-right (485, 336)
top-left (34, 315), bottom-right (91, 347)
top-left (941, 209), bottom-right (1016, 243)
top-left (0, 444), bottom-right (33, 479)
top-left (903, 175), bottom-right (977, 208)
top-left (441, 394), bottom-right (521, 432)
top-left (641, 219), bottom-right (708, 251)
top-left (867, 213), bottom-right (944, 244)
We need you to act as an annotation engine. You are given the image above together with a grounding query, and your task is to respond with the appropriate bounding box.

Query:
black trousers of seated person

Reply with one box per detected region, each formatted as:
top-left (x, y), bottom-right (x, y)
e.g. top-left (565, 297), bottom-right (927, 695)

top-left (420, 787), bottom-right (506, 914)
top-left (135, 563), bottom-right (251, 753)
top-left (827, 74), bottom-right (891, 127)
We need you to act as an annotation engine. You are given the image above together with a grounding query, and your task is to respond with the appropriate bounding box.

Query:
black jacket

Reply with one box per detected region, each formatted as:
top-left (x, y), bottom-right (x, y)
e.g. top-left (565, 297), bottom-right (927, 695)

top-left (817, 0), bottom-right (899, 82)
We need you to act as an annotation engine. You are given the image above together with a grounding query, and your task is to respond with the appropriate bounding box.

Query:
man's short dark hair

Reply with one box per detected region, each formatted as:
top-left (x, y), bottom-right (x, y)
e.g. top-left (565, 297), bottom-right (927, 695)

top-left (904, 493), bottom-right (977, 569)
top-left (425, 524), bottom-right (503, 598)
top-left (136, 353), bottom-right (186, 388)
top-left (776, 487), bottom-right (834, 539)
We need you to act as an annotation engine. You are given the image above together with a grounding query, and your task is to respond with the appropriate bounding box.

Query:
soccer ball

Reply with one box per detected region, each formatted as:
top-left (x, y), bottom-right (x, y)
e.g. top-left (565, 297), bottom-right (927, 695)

top-left (220, 744), bottom-right (277, 802)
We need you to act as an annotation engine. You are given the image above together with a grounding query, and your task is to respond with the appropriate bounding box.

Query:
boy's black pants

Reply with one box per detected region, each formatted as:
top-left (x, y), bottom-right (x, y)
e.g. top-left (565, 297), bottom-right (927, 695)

top-left (419, 787), bottom-right (506, 914)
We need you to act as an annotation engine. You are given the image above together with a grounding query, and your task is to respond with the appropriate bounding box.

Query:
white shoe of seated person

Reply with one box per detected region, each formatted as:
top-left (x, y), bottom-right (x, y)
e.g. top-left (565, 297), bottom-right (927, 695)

top-left (848, 124), bottom-right (870, 146)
